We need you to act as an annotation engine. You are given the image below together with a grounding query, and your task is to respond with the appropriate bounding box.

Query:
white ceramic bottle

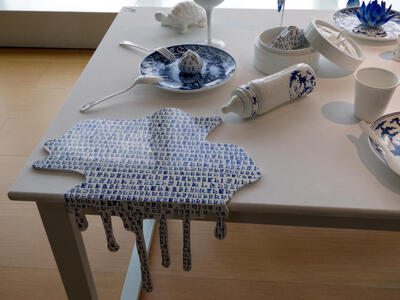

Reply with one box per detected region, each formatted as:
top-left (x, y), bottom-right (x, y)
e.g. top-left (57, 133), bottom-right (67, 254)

top-left (222, 63), bottom-right (316, 118)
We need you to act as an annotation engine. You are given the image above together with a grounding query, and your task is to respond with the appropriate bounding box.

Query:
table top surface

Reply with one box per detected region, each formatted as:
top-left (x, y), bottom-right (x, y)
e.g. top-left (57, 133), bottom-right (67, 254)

top-left (9, 8), bottom-right (400, 220)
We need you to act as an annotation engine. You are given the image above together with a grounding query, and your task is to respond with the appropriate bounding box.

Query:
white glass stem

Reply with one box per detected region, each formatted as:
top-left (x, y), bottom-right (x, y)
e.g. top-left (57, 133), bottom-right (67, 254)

top-left (206, 8), bottom-right (213, 45)
top-left (280, 2), bottom-right (285, 26)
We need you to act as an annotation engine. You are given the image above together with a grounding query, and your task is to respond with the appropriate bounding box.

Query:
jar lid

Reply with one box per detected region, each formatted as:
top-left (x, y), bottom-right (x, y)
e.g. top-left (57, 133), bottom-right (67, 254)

top-left (304, 19), bottom-right (364, 71)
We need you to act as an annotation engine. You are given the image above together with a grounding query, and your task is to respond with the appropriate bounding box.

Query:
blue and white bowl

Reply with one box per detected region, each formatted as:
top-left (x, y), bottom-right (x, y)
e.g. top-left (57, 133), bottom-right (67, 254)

top-left (368, 111), bottom-right (400, 165)
top-left (140, 44), bottom-right (236, 93)
top-left (254, 26), bottom-right (319, 75)
top-left (332, 7), bottom-right (400, 41)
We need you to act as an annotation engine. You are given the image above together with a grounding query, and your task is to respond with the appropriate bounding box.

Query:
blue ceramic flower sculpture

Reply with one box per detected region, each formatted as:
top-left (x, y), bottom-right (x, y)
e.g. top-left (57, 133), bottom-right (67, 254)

top-left (32, 108), bottom-right (261, 292)
top-left (355, 1), bottom-right (394, 28)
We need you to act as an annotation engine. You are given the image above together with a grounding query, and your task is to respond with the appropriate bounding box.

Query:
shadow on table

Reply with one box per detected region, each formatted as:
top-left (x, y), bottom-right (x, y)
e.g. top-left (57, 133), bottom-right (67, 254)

top-left (347, 134), bottom-right (400, 194)
top-left (316, 56), bottom-right (353, 79)
top-left (352, 37), bottom-right (396, 47)
top-left (321, 101), bottom-right (358, 125)
top-left (379, 50), bottom-right (395, 61)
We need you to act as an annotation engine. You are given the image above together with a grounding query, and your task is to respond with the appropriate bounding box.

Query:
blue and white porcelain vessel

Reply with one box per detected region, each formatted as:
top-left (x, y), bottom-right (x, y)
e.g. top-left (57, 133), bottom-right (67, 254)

top-left (140, 44), bottom-right (236, 93)
top-left (268, 26), bottom-right (306, 50)
top-left (222, 63), bottom-right (316, 118)
top-left (368, 111), bottom-right (400, 165)
top-left (332, 7), bottom-right (400, 41)
top-left (32, 108), bottom-right (261, 292)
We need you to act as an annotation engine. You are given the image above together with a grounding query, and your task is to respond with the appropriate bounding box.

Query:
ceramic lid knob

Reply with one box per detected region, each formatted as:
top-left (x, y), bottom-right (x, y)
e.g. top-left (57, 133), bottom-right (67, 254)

top-left (178, 50), bottom-right (203, 74)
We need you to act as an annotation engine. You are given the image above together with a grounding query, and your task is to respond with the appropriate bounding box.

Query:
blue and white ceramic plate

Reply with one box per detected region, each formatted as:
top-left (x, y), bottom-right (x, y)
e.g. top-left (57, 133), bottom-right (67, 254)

top-left (140, 44), bottom-right (236, 93)
top-left (368, 112), bottom-right (400, 165)
top-left (332, 7), bottom-right (400, 41)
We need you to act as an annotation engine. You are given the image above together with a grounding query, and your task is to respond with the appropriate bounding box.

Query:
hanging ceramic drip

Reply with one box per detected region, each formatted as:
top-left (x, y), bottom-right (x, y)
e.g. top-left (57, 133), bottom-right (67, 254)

top-left (32, 108), bottom-right (261, 292)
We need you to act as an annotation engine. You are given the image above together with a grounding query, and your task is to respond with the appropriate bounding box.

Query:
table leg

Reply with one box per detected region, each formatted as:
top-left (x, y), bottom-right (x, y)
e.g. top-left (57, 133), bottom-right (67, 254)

top-left (37, 201), bottom-right (98, 300)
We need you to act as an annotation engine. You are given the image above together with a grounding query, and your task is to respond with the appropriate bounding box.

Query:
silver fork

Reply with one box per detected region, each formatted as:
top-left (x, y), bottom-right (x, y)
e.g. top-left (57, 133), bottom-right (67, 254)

top-left (119, 40), bottom-right (176, 62)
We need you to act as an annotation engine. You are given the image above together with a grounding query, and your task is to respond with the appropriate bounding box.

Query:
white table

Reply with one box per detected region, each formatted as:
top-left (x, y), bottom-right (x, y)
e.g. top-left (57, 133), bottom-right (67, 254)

top-left (8, 7), bottom-right (400, 300)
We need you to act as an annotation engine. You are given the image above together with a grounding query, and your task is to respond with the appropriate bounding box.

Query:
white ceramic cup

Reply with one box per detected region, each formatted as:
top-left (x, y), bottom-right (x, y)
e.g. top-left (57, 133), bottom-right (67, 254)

top-left (354, 67), bottom-right (399, 122)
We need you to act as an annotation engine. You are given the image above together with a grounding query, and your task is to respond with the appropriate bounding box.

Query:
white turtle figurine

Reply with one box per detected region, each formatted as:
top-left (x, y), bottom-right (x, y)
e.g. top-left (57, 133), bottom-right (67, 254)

top-left (155, 1), bottom-right (206, 34)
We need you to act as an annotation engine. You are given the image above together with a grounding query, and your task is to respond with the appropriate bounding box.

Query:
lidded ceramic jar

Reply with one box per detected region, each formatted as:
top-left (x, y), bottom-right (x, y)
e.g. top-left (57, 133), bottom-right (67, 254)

top-left (254, 20), bottom-right (365, 75)
top-left (254, 26), bottom-right (320, 75)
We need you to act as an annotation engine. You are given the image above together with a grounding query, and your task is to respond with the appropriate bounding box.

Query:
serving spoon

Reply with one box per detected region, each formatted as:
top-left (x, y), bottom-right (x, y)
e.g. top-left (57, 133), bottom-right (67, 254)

top-left (360, 121), bottom-right (400, 175)
top-left (79, 75), bottom-right (163, 112)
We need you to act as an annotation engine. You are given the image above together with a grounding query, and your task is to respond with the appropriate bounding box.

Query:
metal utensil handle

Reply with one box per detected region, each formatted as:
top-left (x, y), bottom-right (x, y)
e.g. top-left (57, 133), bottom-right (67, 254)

top-left (79, 82), bottom-right (137, 112)
top-left (120, 41), bottom-right (151, 52)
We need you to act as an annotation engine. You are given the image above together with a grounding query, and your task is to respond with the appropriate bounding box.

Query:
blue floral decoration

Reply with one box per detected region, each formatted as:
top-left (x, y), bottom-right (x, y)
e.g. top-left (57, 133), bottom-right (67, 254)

top-left (355, 0), bottom-right (394, 28)
top-left (369, 112), bottom-right (400, 164)
top-left (333, 6), bottom-right (400, 40)
top-left (278, 0), bottom-right (285, 12)
top-left (289, 69), bottom-right (316, 100)
top-left (32, 108), bottom-right (261, 292)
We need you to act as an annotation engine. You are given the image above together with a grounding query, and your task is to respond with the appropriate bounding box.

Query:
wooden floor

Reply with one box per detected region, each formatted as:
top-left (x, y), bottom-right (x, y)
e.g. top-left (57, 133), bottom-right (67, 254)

top-left (1, 48), bottom-right (400, 300)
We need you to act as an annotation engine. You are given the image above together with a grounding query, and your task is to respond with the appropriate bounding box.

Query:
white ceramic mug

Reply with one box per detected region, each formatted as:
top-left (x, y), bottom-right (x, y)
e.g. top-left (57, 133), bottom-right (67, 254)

top-left (354, 67), bottom-right (399, 122)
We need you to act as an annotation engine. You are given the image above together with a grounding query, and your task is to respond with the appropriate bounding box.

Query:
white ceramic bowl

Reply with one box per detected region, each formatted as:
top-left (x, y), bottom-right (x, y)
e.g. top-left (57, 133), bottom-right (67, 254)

top-left (254, 27), bottom-right (320, 75)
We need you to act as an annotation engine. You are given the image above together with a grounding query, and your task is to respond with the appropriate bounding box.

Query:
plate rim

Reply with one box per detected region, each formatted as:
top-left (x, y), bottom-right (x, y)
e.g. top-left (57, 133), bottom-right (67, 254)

top-left (368, 111), bottom-right (400, 164)
top-left (139, 43), bottom-right (237, 94)
top-left (331, 7), bottom-right (400, 42)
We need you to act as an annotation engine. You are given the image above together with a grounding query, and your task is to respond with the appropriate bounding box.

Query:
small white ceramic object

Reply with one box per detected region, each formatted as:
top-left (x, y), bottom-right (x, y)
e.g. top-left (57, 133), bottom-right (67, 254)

top-left (178, 50), bottom-right (203, 74)
top-left (304, 19), bottom-right (364, 72)
top-left (254, 27), bottom-right (319, 75)
top-left (354, 67), bottom-right (399, 122)
top-left (222, 63), bottom-right (316, 118)
top-left (394, 34), bottom-right (400, 62)
top-left (155, 1), bottom-right (206, 34)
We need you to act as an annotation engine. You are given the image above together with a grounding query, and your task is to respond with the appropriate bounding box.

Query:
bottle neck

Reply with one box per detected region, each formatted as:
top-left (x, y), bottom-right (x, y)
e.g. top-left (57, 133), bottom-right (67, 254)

top-left (232, 84), bottom-right (259, 118)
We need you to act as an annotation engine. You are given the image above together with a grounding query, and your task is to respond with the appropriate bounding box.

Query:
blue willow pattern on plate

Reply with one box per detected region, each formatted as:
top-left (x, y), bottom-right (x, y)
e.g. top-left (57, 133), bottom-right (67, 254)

top-left (332, 7), bottom-right (400, 40)
top-left (32, 108), bottom-right (261, 292)
top-left (140, 44), bottom-right (236, 92)
top-left (369, 112), bottom-right (400, 165)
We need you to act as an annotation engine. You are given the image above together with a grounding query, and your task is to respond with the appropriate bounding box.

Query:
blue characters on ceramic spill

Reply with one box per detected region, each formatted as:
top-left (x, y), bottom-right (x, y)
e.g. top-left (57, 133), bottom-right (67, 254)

top-left (268, 26), bottom-right (306, 50)
top-left (332, 6), bottom-right (400, 40)
top-left (140, 44), bottom-right (236, 92)
top-left (32, 108), bottom-right (262, 292)
top-left (289, 68), bottom-right (317, 100)
top-left (369, 112), bottom-right (400, 163)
